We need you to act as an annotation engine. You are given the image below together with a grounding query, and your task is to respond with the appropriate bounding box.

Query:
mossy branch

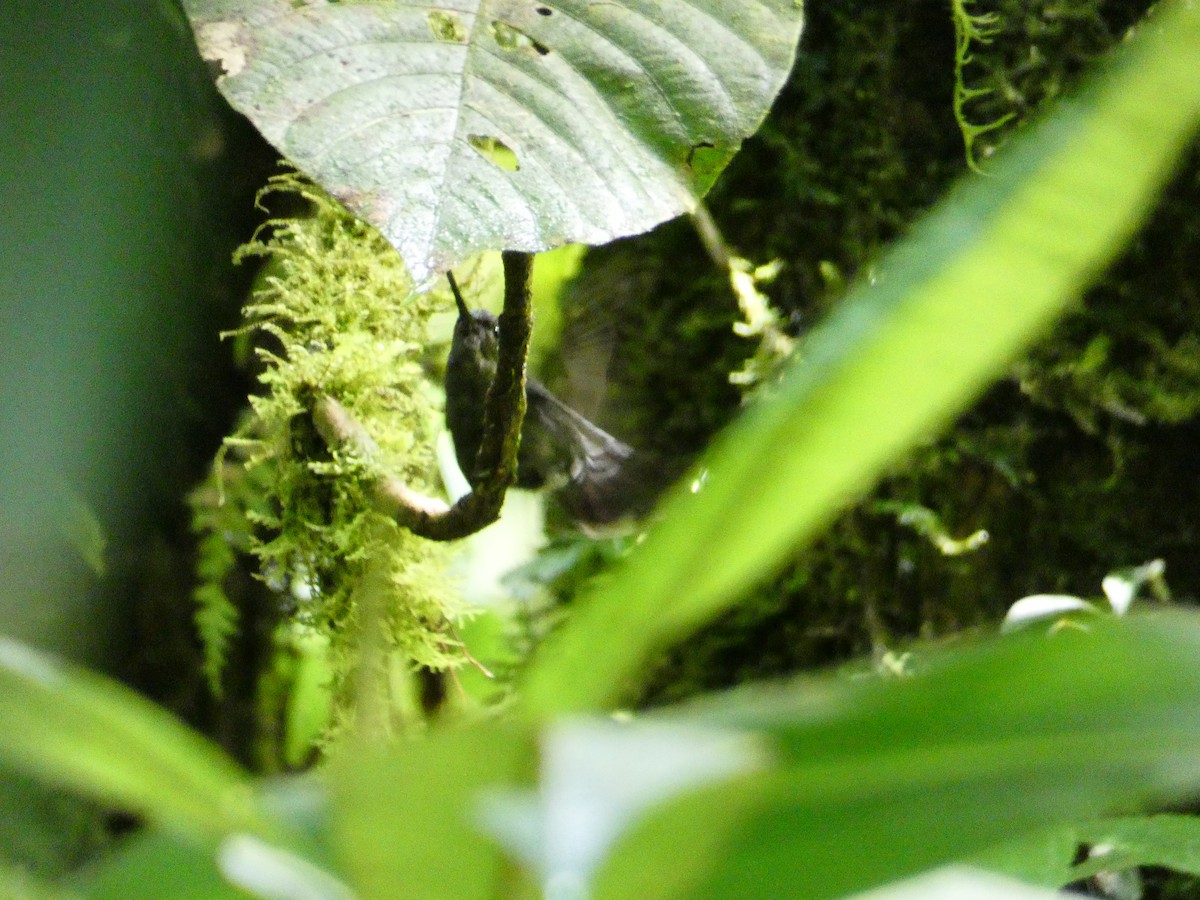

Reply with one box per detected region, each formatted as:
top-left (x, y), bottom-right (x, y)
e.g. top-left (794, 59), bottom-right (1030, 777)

top-left (691, 200), bottom-right (792, 387)
top-left (313, 250), bottom-right (533, 542)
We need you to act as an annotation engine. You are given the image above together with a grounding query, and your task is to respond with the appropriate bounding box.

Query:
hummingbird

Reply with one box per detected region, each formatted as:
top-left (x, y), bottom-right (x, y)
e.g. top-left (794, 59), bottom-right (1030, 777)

top-left (443, 274), bottom-right (658, 528)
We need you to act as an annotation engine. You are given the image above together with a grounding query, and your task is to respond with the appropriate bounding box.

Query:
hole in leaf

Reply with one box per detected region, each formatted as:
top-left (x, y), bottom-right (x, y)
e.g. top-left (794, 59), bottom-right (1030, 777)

top-left (686, 140), bottom-right (719, 169)
top-left (491, 20), bottom-right (551, 56)
top-left (535, 6), bottom-right (553, 15)
top-left (468, 135), bottom-right (520, 172)
top-left (427, 10), bottom-right (468, 42)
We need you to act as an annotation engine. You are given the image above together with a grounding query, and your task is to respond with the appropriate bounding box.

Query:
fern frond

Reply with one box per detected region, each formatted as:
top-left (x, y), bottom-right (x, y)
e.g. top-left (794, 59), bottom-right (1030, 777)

top-left (950, 0), bottom-right (1013, 173)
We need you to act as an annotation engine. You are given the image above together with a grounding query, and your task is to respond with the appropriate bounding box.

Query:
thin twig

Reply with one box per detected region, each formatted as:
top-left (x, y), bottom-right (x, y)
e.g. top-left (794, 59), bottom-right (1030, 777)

top-left (474, 251), bottom-right (533, 491)
top-left (689, 199), bottom-right (732, 270)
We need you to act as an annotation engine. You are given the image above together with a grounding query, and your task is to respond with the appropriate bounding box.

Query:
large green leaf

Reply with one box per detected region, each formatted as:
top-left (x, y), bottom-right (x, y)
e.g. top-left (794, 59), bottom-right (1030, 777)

top-left (73, 832), bottom-right (244, 900)
top-left (519, 0), bottom-right (1200, 715)
top-left (182, 0), bottom-right (804, 283)
top-left (75, 823), bottom-right (357, 900)
top-left (589, 614), bottom-right (1200, 899)
top-left (310, 616), bottom-right (1200, 900)
top-left (324, 725), bottom-right (535, 900)
top-left (0, 636), bottom-right (262, 838)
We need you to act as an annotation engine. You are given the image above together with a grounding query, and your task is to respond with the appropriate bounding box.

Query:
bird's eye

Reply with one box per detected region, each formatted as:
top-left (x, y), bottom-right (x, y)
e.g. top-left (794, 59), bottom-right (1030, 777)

top-left (492, 323), bottom-right (500, 337)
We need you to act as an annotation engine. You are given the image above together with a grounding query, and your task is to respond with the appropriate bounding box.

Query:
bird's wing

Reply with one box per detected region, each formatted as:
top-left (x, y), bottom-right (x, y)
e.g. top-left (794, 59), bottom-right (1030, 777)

top-left (527, 380), bottom-right (642, 525)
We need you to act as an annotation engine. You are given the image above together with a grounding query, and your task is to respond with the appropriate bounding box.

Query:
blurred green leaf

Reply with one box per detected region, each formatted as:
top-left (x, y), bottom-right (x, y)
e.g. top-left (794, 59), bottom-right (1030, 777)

top-left (181, 0), bottom-right (805, 283)
top-left (279, 629), bottom-right (335, 772)
top-left (216, 833), bottom-right (356, 900)
top-left (0, 636), bottom-right (262, 838)
top-left (325, 725), bottom-right (535, 900)
top-left (520, 0), bottom-right (1200, 716)
top-left (0, 769), bottom-right (108, 882)
top-left (1072, 814), bottom-right (1200, 881)
top-left (528, 244), bottom-right (586, 372)
top-left (968, 828), bottom-right (1079, 888)
top-left (477, 718), bottom-right (769, 894)
top-left (72, 782), bottom-right (347, 900)
top-left (0, 863), bottom-right (80, 900)
top-left (591, 613), bottom-right (1200, 899)
top-left (844, 867), bottom-right (1074, 900)
top-left (456, 611), bottom-right (519, 706)
top-left (73, 832), bottom-right (243, 900)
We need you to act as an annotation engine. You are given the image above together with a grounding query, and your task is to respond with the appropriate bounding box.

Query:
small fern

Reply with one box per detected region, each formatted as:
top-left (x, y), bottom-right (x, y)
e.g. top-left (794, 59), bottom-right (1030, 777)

top-left (193, 578), bottom-right (238, 698)
top-left (188, 453), bottom-right (260, 697)
top-left (950, 0), bottom-right (1015, 173)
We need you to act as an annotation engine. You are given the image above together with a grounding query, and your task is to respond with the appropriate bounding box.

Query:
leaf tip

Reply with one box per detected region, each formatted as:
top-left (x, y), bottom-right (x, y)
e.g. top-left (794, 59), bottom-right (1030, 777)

top-left (196, 21), bottom-right (249, 78)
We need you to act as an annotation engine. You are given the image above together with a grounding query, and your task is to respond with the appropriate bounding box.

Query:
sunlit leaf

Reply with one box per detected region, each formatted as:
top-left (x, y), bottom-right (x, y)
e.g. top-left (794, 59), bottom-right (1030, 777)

top-left (181, 0), bottom-right (805, 283)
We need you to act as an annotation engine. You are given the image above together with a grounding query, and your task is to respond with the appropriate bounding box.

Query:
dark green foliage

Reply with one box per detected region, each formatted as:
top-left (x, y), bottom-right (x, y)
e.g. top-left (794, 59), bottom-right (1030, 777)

top-left (545, 0), bottom-right (1200, 706)
top-left (198, 174), bottom-right (474, 740)
top-left (551, 232), bottom-right (746, 461)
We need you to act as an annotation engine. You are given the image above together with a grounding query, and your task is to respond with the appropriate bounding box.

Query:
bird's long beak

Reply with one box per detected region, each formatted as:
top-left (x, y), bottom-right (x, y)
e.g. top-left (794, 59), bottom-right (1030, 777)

top-left (447, 271), bottom-right (471, 319)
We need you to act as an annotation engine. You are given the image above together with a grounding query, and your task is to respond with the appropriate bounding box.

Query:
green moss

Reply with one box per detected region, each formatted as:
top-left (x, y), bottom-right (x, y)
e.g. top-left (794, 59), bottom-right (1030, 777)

top-left (198, 171), bottom-right (469, 730)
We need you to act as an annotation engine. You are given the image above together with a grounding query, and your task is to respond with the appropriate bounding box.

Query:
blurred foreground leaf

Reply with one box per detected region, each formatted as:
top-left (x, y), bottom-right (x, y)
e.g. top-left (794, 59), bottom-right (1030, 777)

top-left (521, 0), bottom-right (1200, 716)
top-left (73, 832), bottom-right (242, 900)
top-left (844, 867), bottom-right (1072, 900)
top-left (591, 613), bottom-right (1200, 899)
top-left (1072, 814), bottom-right (1200, 881)
top-left (325, 725), bottom-right (535, 900)
top-left (968, 827), bottom-right (1080, 889)
top-left (0, 636), bottom-right (261, 838)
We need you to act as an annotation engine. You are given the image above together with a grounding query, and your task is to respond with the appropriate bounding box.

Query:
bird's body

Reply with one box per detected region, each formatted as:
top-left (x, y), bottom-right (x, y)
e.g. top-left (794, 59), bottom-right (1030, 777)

top-left (444, 290), bottom-right (655, 527)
